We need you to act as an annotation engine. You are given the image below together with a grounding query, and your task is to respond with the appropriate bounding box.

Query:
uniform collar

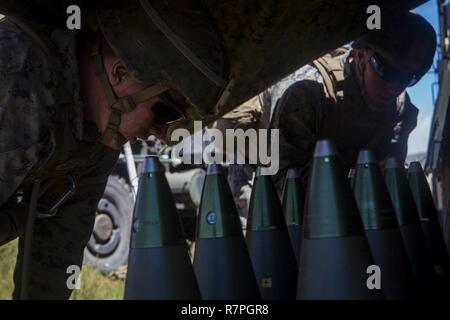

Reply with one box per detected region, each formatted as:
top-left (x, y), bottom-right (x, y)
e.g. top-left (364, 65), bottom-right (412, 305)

top-left (343, 56), bottom-right (364, 98)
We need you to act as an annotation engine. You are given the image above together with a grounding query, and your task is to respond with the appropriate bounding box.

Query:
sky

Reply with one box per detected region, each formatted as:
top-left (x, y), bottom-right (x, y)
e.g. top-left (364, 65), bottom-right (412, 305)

top-left (406, 0), bottom-right (440, 155)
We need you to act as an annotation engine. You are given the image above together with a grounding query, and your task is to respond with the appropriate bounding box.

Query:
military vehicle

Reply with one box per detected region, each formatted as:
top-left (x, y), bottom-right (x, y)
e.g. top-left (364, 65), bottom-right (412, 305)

top-left (426, 0), bottom-right (450, 255)
top-left (84, 137), bottom-right (207, 273)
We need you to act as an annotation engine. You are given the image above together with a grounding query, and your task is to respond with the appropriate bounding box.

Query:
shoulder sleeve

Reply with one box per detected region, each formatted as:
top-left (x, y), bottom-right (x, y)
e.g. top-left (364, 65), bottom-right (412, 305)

top-left (388, 91), bottom-right (419, 163)
top-left (270, 79), bottom-right (328, 189)
top-left (396, 92), bottom-right (418, 134)
top-left (0, 19), bottom-right (57, 205)
top-left (271, 79), bottom-right (326, 139)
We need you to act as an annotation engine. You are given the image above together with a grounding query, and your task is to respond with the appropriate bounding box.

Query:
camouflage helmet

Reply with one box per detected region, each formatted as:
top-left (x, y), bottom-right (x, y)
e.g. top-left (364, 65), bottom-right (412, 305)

top-left (352, 12), bottom-right (436, 79)
top-left (95, 0), bottom-right (231, 143)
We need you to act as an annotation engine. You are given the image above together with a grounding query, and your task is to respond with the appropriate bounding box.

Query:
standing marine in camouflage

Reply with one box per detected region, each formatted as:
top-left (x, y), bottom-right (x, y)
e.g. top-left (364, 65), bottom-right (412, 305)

top-left (0, 0), bottom-right (229, 299)
top-left (216, 12), bottom-right (436, 194)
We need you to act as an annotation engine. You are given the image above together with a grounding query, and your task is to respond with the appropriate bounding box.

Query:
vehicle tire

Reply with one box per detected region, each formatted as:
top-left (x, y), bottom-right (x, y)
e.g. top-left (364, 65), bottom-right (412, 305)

top-left (83, 175), bottom-right (134, 273)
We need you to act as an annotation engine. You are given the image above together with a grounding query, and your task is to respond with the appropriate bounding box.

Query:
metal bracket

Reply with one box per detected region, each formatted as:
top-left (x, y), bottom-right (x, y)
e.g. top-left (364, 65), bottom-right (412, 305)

top-left (37, 175), bottom-right (77, 219)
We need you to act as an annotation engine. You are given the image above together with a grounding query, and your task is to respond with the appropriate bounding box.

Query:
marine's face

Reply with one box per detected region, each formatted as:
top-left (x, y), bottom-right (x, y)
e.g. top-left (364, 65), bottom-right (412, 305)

top-left (102, 61), bottom-right (186, 150)
top-left (116, 79), bottom-right (169, 144)
top-left (100, 81), bottom-right (167, 150)
top-left (363, 54), bottom-right (406, 107)
top-left (355, 48), bottom-right (421, 109)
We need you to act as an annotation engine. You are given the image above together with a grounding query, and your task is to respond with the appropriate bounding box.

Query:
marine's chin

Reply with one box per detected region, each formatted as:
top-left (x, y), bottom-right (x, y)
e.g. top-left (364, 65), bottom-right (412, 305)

top-left (104, 141), bottom-right (122, 150)
top-left (367, 95), bottom-right (395, 111)
top-left (104, 133), bottom-right (129, 150)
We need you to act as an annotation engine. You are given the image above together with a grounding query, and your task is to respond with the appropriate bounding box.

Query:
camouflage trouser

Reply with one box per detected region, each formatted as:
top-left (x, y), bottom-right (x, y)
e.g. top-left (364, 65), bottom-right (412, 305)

top-left (10, 148), bottom-right (119, 299)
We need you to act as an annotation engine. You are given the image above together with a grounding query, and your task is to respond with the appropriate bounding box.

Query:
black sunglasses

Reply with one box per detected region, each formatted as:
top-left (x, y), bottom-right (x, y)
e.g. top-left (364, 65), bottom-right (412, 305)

top-left (370, 53), bottom-right (420, 87)
top-left (151, 91), bottom-right (187, 125)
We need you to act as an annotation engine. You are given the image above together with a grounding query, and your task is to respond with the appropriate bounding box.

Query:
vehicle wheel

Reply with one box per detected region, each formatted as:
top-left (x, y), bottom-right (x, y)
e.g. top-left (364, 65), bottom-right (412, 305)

top-left (83, 175), bottom-right (134, 273)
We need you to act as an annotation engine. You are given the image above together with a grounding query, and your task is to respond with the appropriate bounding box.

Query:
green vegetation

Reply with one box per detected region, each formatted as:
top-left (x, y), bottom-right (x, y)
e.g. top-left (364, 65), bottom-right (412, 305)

top-left (0, 241), bottom-right (124, 300)
top-left (0, 241), bottom-right (16, 299)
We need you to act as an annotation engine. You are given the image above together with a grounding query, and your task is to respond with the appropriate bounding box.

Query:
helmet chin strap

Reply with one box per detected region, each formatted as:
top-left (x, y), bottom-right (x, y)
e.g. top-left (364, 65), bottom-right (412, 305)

top-left (92, 43), bottom-right (171, 147)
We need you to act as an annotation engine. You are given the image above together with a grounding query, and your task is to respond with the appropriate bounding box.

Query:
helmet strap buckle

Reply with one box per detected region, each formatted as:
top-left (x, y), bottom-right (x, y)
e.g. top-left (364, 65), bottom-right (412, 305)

top-left (113, 95), bottom-right (137, 113)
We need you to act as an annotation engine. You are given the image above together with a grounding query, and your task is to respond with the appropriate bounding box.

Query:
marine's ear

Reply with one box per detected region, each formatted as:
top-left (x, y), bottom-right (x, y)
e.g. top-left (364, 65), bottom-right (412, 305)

top-left (109, 60), bottom-right (130, 85)
top-left (353, 48), bottom-right (372, 75)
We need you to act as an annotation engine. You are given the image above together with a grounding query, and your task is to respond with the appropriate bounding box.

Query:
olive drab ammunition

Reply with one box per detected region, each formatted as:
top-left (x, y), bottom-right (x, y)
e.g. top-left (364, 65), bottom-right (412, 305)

top-left (297, 140), bottom-right (383, 300)
top-left (282, 168), bottom-right (305, 264)
top-left (193, 164), bottom-right (260, 300)
top-left (408, 161), bottom-right (450, 285)
top-left (384, 157), bottom-right (434, 295)
top-left (246, 167), bottom-right (298, 299)
top-left (348, 168), bottom-right (356, 189)
top-left (124, 156), bottom-right (200, 299)
top-left (353, 150), bottom-right (416, 299)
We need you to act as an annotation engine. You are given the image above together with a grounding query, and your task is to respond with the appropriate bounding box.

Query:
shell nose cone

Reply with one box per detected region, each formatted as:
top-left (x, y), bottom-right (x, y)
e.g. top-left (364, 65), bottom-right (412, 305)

top-left (408, 161), bottom-right (423, 173)
top-left (356, 149), bottom-right (377, 165)
top-left (256, 167), bottom-right (263, 177)
top-left (286, 167), bottom-right (302, 179)
top-left (143, 155), bottom-right (165, 173)
top-left (256, 166), bottom-right (274, 177)
top-left (207, 163), bottom-right (223, 175)
top-left (314, 140), bottom-right (338, 157)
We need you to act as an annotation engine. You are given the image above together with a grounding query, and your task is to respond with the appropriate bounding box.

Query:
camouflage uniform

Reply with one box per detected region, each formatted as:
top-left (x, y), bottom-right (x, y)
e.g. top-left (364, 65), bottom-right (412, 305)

top-left (218, 48), bottom-right (418, 194)
top-left (270, 50), bottom-right (418, 191)
top-left (212, 95), bottom-right (271, 221)
top-left (213, 96), bottom-right (268, 196)
top-left (0, 17), bottom-right (119, 299)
